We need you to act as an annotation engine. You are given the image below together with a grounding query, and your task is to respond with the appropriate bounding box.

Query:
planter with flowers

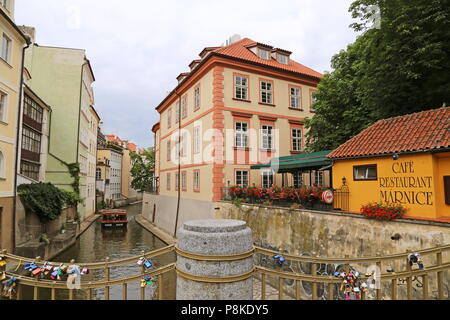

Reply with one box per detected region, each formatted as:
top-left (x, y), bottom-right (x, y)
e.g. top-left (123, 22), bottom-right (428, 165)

top-left (360, 202), bottom-right (407, 221)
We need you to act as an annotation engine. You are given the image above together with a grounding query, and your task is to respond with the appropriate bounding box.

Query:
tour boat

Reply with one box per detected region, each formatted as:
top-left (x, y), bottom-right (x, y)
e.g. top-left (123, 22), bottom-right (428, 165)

top-left (101, 209), bottom-right (128, 228)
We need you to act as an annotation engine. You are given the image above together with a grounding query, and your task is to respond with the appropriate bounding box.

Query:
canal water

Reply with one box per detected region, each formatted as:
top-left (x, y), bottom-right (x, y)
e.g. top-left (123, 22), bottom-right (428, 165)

top-left (19, 203), bottom-right (176, 300)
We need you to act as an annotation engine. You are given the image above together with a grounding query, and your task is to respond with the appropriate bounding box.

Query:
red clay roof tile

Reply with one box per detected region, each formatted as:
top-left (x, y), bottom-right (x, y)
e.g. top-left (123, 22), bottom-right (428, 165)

top-left (328, 107), bottom-right (450, 159)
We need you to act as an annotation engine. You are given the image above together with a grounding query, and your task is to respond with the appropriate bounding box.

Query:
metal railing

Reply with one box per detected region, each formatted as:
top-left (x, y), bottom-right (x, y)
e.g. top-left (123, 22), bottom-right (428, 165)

top-left (1, 243), bottom-right (449, 300)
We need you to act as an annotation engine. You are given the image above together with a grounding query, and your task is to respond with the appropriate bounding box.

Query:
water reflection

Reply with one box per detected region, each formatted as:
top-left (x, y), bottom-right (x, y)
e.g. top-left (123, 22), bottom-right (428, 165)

top-left (19, 203), bottom-right (176, 300)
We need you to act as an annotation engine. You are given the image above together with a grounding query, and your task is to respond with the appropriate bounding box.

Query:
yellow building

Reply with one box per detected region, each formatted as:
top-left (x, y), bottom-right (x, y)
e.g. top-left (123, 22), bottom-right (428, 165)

top-left (146, 36), bottom-right (323, 234)
top-left (328, 107), bottom-right (450, 222)
top-left (0, 0), bottom-right (30, 251)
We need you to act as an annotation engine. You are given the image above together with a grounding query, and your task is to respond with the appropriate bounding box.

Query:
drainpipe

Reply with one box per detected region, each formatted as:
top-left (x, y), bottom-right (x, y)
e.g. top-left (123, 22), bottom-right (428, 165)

top-left (13, 42), bottom-right (30, 254)
top-left (173, 91), bottom-right (182, 238)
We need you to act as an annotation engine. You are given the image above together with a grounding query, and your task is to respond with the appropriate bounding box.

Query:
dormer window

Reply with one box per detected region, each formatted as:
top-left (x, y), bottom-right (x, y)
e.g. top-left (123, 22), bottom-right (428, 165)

top-left (259, 49), bottom-right (270, 60)
top-left (277, 54), bottom-right (289, 65)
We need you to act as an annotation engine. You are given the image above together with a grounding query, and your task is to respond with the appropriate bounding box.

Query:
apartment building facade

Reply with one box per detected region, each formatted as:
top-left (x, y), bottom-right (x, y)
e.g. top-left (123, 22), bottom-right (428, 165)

top-left (0, 0), bottom-right (29, 251)
top-left (146, 37), bottom-right (322, 234)
top-left (23, 39), bottom-right (100, 221)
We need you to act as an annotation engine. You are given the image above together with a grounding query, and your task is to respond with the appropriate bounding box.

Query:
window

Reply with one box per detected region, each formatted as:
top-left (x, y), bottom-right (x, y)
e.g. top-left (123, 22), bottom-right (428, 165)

top-left (1, 34), bottom-right (11, 63)
top-left (293, 172), bottom-right (303, 188)
top-left (290, 87), bottom-right (301, 109)
top-left (234, 75), bottom-right (248, 100)
top-left (0, 150), bottom-right (4, 178)
top-left (0, 0), bottom-right (8, 10)
top-left (314, 171), bottom-right (323, 186)
top-left (175, 102), bottom-right (180, 123)
top-left (260, 81), bottom-right (273, 104)
top-left (181, 132), bottom-right (187, 157)
top-left (277, 54), bottom-right (288, 65)
top-left (262, 171), bottom-right (274, 188)
top-left (166, 173), bottom-right (171, 190)
top-left (310, 91), bottom-right (318, 112)
top-left (96, 168), bottom-right (102, 180)
top-left (181, 172), bottom-right (187, 191)
top-left (175, 173), bottom-right (180, 191)
top-left (444, 176), bottom-right (450, 205)
top-left (235, 122), bottom-right (249, 148)
top-left (259, 49), bottom-right (269, 60)
top-left (20, 161), bottom-right (40, 181)
top-left (354, 165), bottom-right (378, 181)
top-left (193, 127), bottom-right (200, 154)
top-left (182, 96), bottom-right (187, 118)
top-left (0, 92), bottom-right (6, 122)
top-left (261, 125), bottom-right (273, 150)
top-left (167, 109), bottom-right (172, 128)
top-left (292, 129), bottom-right (303, 152)
top-left (236, 170), bottom-right (249, 187)
top-left (22, 127), bottom-right (42, 154)
top-left (167, 140), bottom-right (171, 161)
top-left (193, 171), bottom-right (200, 191)
top-left (194, 86), bottom-right (201, 110)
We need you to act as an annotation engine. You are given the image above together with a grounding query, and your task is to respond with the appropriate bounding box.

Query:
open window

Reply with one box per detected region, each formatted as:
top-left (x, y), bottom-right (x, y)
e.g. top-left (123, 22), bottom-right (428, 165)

top-left (353, 164), bottom-right (377, 181)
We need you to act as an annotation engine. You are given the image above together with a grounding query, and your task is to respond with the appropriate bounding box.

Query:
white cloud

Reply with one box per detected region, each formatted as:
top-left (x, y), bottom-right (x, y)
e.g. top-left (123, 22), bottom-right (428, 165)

top-left (15, 0), bottom-right (357, 148)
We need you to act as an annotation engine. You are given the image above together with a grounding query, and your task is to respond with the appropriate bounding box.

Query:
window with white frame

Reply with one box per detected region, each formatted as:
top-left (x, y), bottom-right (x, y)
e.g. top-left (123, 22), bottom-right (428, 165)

top-left (193, 127), bottom-right (200, 154)
top-left (0, 0), bottom-right (8, 10)
top-left (290, 87), bottom-right (301, 109)
top-left (175, 173), bottom-right (180, 190)
top-left (262, 171), bottom-right (274, 188)
top-left (260, 81), bottom-right (273, 104)
top-left (167, 173), bottom-right (171, 190)
top-left (293, 172), bottom-right (303, 188)
top-left (96, 168), bottom-right (102, 180)
top-left (175, 102), bottom-right (180, 122)
top-left (236, 170), bottom-right (249, 187)
top-left (234, 75), bottom-right (248, 100)
top-left (194, 86), bottom-right (200, 110)
top-left (182, 96), bottom-right (187, 118)
top-left (167, 140), bottom-right (171, 161)
top-left (277, 54), bottom-right (289, 65)
top-left (181, 172), bottom-right (187, 190)
top-left (261, 125), bottom-right (273, 150)
top-left (0, 92), bottom-right (6, 122)
top-left (314, 171), bottom-right (324, 186)
top-left (259, 49), bottom-right (270, 60)
top-left (167, 109), bottom-right (172, 127)
top-left (193, 171), bottom-right (200, 191)
top-left (292, 129), bottom-right (303, 152)
top-left (1, 34), bottom-right (11, 63)
top-left (235, 122), bottom-right (249, 148)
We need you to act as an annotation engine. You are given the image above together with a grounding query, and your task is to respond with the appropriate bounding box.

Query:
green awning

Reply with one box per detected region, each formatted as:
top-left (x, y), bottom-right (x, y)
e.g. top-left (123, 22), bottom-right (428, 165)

top-left (251, 150), bottom-right (333, 172)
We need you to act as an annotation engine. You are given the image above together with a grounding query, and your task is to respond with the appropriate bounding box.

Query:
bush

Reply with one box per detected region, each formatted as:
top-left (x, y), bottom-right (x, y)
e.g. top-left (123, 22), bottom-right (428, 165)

top-left (18, 183), bottom-right (80, 223)
top-left (360, 202), bottom-right (406, 221)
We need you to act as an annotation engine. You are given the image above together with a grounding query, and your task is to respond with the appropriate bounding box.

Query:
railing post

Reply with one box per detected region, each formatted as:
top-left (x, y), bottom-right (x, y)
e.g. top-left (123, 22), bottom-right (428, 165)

top-left (311, 262), bottom-right (318, 300)
top-left (158, 274), bottom-right (163, 300)
top-left (87, 283), bottom-right (92, 300)
top-left (391, 277), bottom-right (398, 300)
top-left (122, 283), bottom-right (128, 300)
top-left (261, 273), bottom-right (266, 300)
top-left (176, 220), bottom-right (254, 300)
top-left (296, 279), bottom-right (301, 300)
top-left (422, 274), bottom-right (429, 300)
top-left (376, 253), bottom-right (382, 300)
top-left (140, 250), bottom-right (145, 301)
top-left (104, 257), bottom-right (110, 300)
top-left (436, 247), bottom-right (444, 300)
top-left (406, 251), bottom-right (412, 300)
top-left (278, 277), bottom-right (283, 300)
top-left (51, 283), bottom-right (56, 301)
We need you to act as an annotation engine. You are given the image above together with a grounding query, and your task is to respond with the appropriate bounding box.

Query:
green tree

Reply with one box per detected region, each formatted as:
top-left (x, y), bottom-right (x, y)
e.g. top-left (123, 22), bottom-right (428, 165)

top-left (130, 147), bottom-right (155, 192)
top-left (306, 0), bottom-right (450, 152)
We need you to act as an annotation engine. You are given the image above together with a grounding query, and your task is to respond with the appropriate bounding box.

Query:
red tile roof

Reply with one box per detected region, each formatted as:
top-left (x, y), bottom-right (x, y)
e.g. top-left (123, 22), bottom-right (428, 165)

top-left (328, 107), bottom-right (450, 159)
top-left (212, 38), bottom-right (323, 79)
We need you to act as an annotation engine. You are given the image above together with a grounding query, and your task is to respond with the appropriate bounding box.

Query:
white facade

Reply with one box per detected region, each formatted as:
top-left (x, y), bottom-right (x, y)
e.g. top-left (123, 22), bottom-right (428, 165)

top-left (110, 150), bottom-right (122, 200)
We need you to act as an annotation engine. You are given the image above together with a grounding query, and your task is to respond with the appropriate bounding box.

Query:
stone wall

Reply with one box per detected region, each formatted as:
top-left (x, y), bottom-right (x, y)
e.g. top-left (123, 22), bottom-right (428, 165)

top-left (215, 201), bottom-right (450, 300)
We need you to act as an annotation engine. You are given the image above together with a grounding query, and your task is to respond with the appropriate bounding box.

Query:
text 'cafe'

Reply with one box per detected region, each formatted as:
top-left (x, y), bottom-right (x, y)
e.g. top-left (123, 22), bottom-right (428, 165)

top-left (328, 107), bottom-right (450, 222)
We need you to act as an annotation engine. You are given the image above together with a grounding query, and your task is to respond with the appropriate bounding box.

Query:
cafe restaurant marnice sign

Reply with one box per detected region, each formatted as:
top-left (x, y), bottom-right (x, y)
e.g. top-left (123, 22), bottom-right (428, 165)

top-left (379, 161), bottom-right (433, 206)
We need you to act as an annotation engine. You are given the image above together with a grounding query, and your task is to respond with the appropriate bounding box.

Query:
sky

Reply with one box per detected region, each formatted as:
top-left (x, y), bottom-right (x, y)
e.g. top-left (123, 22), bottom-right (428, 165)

top-left (15, 0), bottom-right (358, 148)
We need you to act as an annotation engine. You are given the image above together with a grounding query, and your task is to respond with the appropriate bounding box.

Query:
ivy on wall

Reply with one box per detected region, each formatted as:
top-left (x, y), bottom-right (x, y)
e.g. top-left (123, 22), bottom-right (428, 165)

top-left (18, 183), bottom-right (81, 223)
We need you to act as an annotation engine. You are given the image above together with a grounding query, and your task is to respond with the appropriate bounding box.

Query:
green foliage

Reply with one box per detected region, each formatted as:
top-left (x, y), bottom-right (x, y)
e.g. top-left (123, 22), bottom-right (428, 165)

top-left (232, 198), bottom-right (243, 208)
top-left (39, 234), bottom-right (50, 245)
top-left (130, 147), bottom-right (156, 192)
top-left (18, 183), bottom-right (79, 224)
top-left (306, 0), bottom-right (450, 152)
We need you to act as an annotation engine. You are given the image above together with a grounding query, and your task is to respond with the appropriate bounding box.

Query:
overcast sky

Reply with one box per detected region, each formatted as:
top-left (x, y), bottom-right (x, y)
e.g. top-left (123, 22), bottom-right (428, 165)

top-left (15, 0), bottom-right (358, 148)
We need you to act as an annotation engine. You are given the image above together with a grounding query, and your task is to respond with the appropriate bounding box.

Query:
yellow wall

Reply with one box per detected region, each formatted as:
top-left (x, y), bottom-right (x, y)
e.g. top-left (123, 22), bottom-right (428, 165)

top-left (332, 153), bottom-right (450, 220)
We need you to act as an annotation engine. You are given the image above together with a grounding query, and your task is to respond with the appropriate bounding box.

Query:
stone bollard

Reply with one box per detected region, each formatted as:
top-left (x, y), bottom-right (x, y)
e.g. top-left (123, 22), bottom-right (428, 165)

top-left (176, 219), bottom-right (254, 300)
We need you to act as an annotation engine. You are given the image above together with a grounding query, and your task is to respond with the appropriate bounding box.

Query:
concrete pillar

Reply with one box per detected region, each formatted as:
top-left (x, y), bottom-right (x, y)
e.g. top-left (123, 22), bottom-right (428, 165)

top-left (176, 219), bottom-right (254, 300)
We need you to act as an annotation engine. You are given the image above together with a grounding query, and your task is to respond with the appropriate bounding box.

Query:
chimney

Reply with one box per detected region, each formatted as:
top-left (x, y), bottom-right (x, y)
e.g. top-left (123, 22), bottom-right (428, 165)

top-left (18, 25), bottom-right (36, 43)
